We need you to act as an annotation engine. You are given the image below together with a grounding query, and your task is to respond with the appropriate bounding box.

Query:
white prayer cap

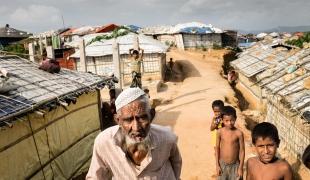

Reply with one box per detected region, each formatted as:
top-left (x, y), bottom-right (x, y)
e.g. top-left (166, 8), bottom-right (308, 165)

top-left (115, 88), bottom-right (145, 111)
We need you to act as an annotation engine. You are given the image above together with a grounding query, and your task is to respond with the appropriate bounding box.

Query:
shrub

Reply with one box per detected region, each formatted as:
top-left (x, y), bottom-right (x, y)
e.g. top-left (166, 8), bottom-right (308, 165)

top-left (213, 43), bottom-right (222, 50)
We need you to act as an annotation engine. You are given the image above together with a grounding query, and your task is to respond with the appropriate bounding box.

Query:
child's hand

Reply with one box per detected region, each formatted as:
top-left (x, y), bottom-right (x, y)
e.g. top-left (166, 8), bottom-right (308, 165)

top-left (212, 116), bottom-right (218, 121)
top-left (216, 165), bottom-right (222, 176)
top-left (237, 167), bottom-right (243, 179)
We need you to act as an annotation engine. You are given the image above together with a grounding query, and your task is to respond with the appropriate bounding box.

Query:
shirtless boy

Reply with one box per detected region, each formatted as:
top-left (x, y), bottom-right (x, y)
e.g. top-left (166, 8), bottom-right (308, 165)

top-left (246, 122), bottom-right (293, 180)
top-left (216, 106), bottom-right (245, 180)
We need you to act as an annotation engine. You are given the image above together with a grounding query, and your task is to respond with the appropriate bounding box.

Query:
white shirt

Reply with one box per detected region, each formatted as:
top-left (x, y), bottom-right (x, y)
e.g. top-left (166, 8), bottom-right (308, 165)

top-left (86, 124), bottom-right (182, 180)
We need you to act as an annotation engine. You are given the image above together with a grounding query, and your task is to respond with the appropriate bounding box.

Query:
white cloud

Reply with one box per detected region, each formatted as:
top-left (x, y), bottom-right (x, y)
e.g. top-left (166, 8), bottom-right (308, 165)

top-left (0, 6), bottom-right (9, 15)
top-left (2, 0), bottom-right (310, 32)
top-left (10, 4), bottom-right (61, 24)
top-left (180, 0), bottom-right (207, 13)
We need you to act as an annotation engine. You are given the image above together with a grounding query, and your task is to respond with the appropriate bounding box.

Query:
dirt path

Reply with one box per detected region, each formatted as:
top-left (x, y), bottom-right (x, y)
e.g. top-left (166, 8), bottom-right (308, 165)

top-left (152, 49), bottom-right (254, 179)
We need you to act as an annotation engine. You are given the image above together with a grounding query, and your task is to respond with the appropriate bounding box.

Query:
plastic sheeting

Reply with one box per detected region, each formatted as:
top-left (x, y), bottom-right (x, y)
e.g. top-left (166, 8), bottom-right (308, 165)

top-left (70, 33), bottom-right (168, 58)
top-left (178, 27), bottom-right (214, 34)
top-left (139, 22), bottom-right (223, 35)
top-left (0, 91), bottom-right (101, 180)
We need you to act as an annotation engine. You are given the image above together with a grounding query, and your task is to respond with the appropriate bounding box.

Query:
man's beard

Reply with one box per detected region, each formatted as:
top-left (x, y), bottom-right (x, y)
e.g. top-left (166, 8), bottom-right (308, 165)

top-left (124, 134), bottom-right (151, 152)
top-left (121, 133), bottom-right (151, 165)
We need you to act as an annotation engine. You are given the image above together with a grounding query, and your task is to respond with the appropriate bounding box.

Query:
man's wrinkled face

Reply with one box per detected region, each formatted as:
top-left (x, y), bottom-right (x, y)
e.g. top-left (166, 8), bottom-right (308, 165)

top-left (117, 100), bottom-right (151, 142)
top-left (222, 115), bottom-right (236, 129)
top-left (254, 137), bottom-right (278, 164)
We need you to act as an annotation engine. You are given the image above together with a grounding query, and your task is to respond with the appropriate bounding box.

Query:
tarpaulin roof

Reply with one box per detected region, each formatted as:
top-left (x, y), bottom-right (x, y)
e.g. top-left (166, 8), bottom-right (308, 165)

top-left (95, 24), bottom-right (119, 33)
top-left (125, 25), bottom-right (141, 32)
top-left (172, 22), bottom-right (221, 34)
top-left (70, 33), bottom-right (168, 58)
top-left (139, 22), bottom-right (222, 35)
top-left (72, 26), bottom-right (100, 35)
top-left (64, 32), bottom-right (108, 48)
top-left (256, 33), bottom-right (267, 39)
top-left (177, 27), bottom-right (214, 34)
top-left (269, 32), bottom-right (279, 38)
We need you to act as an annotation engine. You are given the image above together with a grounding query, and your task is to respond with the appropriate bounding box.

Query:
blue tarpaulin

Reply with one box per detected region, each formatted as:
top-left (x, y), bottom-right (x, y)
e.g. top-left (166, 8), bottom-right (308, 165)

top-left (177, 27), bottom-right (214, 34)
top-left (125, 25), bottom-right (141, 33)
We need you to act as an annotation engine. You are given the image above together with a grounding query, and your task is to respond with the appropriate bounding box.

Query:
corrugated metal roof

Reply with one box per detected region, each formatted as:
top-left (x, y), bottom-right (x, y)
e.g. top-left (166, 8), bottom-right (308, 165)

top-left (0, 56), bottom-right (107, 122)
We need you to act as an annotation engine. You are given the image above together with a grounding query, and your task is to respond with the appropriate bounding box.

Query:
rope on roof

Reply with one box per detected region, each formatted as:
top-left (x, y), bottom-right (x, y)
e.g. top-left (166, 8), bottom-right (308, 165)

top-left (0, 50), bottom-right (42, 58)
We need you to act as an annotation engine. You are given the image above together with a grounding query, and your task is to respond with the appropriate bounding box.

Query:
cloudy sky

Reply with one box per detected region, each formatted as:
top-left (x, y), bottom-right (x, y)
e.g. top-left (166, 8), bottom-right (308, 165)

top-left (1, 0), bottom-right (309, 33)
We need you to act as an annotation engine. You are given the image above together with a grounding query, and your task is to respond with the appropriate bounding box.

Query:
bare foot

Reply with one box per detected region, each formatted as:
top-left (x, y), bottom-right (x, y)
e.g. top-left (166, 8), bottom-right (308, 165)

top-left (211, 174), bottom-right (217, 178)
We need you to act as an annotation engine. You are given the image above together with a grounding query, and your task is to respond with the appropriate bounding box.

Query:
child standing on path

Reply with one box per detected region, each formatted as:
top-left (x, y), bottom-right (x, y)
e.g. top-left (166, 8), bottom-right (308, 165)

top-left (216, 106), bottom-right (245, 180)
top-left (246, 122), bottom-right (293, 180)
top-left (210, 100), bottom-right (224, 149)
top-left (211, 100), bottom-right (224, 178)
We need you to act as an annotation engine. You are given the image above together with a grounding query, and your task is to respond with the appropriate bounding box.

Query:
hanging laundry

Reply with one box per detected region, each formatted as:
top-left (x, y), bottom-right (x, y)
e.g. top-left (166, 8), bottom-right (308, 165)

top-left (52, 35), bottom-right (61, 49)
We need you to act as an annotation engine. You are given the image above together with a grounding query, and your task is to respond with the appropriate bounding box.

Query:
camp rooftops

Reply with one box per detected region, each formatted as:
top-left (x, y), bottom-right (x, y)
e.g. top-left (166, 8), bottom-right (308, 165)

top-left (0, 55), bottom-right (109, 125)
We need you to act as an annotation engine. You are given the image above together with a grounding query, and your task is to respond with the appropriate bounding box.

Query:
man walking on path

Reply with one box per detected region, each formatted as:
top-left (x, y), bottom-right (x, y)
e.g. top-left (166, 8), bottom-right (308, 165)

top-left (86, 88), bottom-right (182, 180)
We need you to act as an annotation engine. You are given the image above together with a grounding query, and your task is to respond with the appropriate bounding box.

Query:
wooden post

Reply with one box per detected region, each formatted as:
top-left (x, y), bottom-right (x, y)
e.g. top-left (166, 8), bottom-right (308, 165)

top-left (113, 40), bottom-right (122, 89)
top-left (79, 39), bottom-right (87, 72)
top-left (43, 36), bottom-right (48, 46)
top-left (133, 34), bottom-right (139, 50)
top-left (39, 36), bottom-right (43, 56)
top-left (46, 46), bottom-right (55, 59)
top-left (28, 43), bottom-right (35, 62)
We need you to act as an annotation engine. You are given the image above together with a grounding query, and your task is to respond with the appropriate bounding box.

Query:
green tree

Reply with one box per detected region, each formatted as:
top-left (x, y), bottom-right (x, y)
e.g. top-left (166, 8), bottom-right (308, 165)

top-left (1, 44), bottom-right (28, 58)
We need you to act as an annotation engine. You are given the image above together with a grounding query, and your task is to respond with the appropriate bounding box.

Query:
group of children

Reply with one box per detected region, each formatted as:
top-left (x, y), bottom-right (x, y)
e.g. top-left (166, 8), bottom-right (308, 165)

top-left (210, 100), bottom-right (293, 180)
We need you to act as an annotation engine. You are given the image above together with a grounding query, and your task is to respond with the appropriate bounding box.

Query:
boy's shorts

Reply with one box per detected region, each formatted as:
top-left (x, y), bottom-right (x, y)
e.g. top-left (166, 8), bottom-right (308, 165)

top-left (218, 160), bottom-right (241, 180)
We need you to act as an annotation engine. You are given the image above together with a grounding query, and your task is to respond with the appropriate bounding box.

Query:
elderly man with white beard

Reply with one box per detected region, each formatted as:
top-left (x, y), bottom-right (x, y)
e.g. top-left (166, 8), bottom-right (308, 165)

top-left (86, 88), bottom-right (182, 180)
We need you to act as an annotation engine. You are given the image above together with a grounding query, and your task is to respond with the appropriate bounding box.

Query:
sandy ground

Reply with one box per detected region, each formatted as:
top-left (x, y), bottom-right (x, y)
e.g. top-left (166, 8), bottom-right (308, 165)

top-left (151, 48), bottom-right (255, 179)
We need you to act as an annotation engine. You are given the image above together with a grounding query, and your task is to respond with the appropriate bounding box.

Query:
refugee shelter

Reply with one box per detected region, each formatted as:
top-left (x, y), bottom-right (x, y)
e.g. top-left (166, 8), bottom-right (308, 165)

top-left (231, 38), bottom-right (310, 161)
top-left (70, 32), bottom-right (168, 86)
top-left (139, 22), bottom-right (223, 50)
top-left (259, 48), bottom-right (310, 157)
top-left (0, 24), bottom-right (32, 46)
top-left (231, 39), bottom-right (296, 109)
top-left (0, 55), bottom-right (109, 179)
